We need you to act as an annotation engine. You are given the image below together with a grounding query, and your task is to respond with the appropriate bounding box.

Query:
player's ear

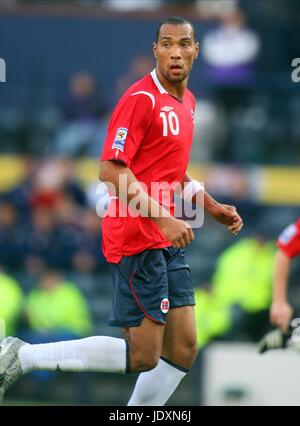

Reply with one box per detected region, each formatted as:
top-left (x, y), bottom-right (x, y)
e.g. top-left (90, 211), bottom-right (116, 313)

top-left (195, 42), bottom-right (200, 59)
top-left (153, 42), bottom-right (158, 59)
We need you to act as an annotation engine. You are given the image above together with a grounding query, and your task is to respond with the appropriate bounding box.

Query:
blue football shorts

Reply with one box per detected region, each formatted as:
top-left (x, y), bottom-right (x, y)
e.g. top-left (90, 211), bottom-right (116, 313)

top-left (108, 247), bottom-right (195, 327)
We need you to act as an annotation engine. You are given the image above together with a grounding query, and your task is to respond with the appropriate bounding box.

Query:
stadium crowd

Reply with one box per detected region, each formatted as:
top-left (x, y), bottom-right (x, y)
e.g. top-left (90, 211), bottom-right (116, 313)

top-left (0, 0), bottom-right (299, 405)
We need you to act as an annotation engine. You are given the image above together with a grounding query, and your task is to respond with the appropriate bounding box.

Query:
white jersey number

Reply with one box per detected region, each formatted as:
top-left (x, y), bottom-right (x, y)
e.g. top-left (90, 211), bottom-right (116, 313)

top-left (160, 111), bottom-right (180, 137)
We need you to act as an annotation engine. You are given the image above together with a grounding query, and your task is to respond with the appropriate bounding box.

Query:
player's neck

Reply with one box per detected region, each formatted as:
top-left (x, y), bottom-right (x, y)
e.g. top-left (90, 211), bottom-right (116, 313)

top-left (155, 68), bottom-right (187, 101)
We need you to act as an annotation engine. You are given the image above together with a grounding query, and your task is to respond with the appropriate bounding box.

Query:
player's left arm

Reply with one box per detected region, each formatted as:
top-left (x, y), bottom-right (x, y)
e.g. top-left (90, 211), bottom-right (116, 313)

top-left (182, 173), bottom-right (244, 236)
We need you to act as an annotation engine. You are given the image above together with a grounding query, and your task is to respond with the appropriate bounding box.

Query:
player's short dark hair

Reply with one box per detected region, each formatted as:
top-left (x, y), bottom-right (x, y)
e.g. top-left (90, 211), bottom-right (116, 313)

top-left (156, 17), bottom-right (197, 42)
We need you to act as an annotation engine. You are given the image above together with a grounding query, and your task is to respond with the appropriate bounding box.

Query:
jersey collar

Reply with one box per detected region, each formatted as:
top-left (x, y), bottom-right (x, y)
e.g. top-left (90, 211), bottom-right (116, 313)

top-left (150, 69), bottom-right (168, 95)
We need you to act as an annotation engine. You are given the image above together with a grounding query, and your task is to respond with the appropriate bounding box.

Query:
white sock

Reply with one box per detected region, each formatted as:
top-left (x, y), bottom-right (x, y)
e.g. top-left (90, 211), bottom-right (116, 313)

top-left (18, 336), bottom-right (128, 374)
top-left (127, 357), bottom-right (188, 406)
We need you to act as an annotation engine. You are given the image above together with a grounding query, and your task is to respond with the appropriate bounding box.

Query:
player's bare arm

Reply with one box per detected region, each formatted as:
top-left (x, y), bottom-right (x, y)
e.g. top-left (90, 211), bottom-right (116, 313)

top-left (182, 173), bottom-right (243, 235)
top-left (270, 249), bottom-right (293, 332)
top-left (100, 160), bottom-right (194, 248)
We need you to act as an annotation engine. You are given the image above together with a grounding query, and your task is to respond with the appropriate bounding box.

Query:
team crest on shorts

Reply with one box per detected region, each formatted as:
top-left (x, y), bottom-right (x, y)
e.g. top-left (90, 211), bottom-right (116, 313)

top-left (112, 127), bottom-right (128, 152)
top-left (160, 298), bottom-right (169, 314)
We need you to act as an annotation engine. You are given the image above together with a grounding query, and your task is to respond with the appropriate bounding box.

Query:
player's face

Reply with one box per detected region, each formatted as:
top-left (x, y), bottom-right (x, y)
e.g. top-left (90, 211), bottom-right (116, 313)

top-left (153, 23), bottom-right (199, 84)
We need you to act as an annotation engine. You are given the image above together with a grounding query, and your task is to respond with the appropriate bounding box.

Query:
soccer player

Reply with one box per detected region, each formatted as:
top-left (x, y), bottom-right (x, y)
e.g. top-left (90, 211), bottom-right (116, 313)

top-left (258, 218), bottom-right (300, 353)
top-left (0, 17), bottom-right (243, 405)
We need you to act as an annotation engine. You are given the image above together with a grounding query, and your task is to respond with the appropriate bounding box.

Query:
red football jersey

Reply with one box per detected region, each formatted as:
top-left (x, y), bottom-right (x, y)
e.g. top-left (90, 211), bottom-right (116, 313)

top-left (277, 218), bottom-right (300, 259)
top-left (100, 70), bottom-right (196, 263)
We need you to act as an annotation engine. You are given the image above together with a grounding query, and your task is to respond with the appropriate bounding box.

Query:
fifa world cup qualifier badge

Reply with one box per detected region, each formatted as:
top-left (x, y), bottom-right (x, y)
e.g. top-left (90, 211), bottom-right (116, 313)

top-left (112, 127), bottom-right (128, 152)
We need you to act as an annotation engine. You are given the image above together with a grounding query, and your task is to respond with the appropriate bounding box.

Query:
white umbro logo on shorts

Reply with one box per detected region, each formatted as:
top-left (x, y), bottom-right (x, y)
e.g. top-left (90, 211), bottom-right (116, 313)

top-left (160, 298), bottom-right (169, 314)
top-left (161, 106), bottom-right (173, 112)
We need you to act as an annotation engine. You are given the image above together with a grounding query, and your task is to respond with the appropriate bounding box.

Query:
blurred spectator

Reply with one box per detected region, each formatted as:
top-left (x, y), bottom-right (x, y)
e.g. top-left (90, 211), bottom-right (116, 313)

top-left (23, 269), bottom-right (93, 339)
top-left (0, 200), bottom-right (25, 270)
top-left (32, 159), bottom-right (86, 208)
top-left (202, 11), bottom-right (260, 86)
top-left (194, 285), bottom-right (232, 348)
top-left (24, 204), bottom-right (61, 274)
top-left (72, 209), bottom-right (106, 274)
top-left (19, 269), bottom-right (94, 400)
top-left (102, 0), bottom-right (162, 11)
top-left (4, 157), bottom-right (37, 223)
top-left (5, 158), bottom-right (107, 275)
top-left (196, 0), bottom-right (238, 18)
top-left (116, 54), bottom-right (154, 98)
top-left (60, 72), bottom-right (106, 122)
top-left (211, 234), bottom-right (276, 341)
top-left (55, 71), bottom-right (108, 157)
top-left (0, 269), bottom-right (23, 336)
top-left (24, 200), bottom-right (83, 274)
top-left (192, 99), bottom-right (225, 162)
top-left (200, 10), bottom-right (261, 162)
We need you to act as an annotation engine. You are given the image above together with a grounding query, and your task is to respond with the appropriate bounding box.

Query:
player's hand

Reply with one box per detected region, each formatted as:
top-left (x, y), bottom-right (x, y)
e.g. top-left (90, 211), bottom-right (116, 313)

top-left (270, 301), bottom-right (293, 332)
top-left (157, 216), bottom-right (195, 248)
top-left (208, 203), bottom-right (243, 236)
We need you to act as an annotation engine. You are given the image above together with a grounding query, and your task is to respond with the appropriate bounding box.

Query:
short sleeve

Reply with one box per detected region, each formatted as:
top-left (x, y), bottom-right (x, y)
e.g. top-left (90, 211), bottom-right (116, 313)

top-left (277, 220), bottom-right (300, 258)
top-left (101, 92), bottom-right (153, 167)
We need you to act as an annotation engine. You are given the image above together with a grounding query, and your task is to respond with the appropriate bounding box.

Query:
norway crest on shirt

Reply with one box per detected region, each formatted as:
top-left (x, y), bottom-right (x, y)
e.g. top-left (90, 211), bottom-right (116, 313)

top-left (112, 127), bottom-right (128, 152)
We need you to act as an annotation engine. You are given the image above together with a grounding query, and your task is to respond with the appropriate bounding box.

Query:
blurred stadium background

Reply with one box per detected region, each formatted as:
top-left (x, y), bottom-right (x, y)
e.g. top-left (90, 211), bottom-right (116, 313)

top-left (0, 0), bottom-right (300, 406)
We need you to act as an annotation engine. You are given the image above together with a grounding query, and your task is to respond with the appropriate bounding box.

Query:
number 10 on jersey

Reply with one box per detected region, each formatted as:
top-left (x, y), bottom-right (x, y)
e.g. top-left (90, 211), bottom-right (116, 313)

top-left (160, 111), bottom-right (180, 136)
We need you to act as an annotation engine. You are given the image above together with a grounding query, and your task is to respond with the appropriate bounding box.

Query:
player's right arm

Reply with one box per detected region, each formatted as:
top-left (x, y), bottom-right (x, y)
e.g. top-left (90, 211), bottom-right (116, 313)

top-left (99, 161), bottom-right (194, 248)
top-left (270, 249), bottom-right (293, 332)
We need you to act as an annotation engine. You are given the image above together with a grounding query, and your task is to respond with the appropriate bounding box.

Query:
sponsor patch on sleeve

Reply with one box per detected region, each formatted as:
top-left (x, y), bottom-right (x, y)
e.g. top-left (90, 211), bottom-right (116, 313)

top-left (278, 224), bottom-right (297, 245)
top-left (112, 127), bottom-right (128, 152)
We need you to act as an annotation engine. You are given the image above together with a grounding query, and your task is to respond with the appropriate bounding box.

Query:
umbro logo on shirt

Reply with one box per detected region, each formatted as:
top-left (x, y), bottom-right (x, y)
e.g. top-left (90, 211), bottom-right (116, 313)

top-left (161, 106), bottom-right (174, 112)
